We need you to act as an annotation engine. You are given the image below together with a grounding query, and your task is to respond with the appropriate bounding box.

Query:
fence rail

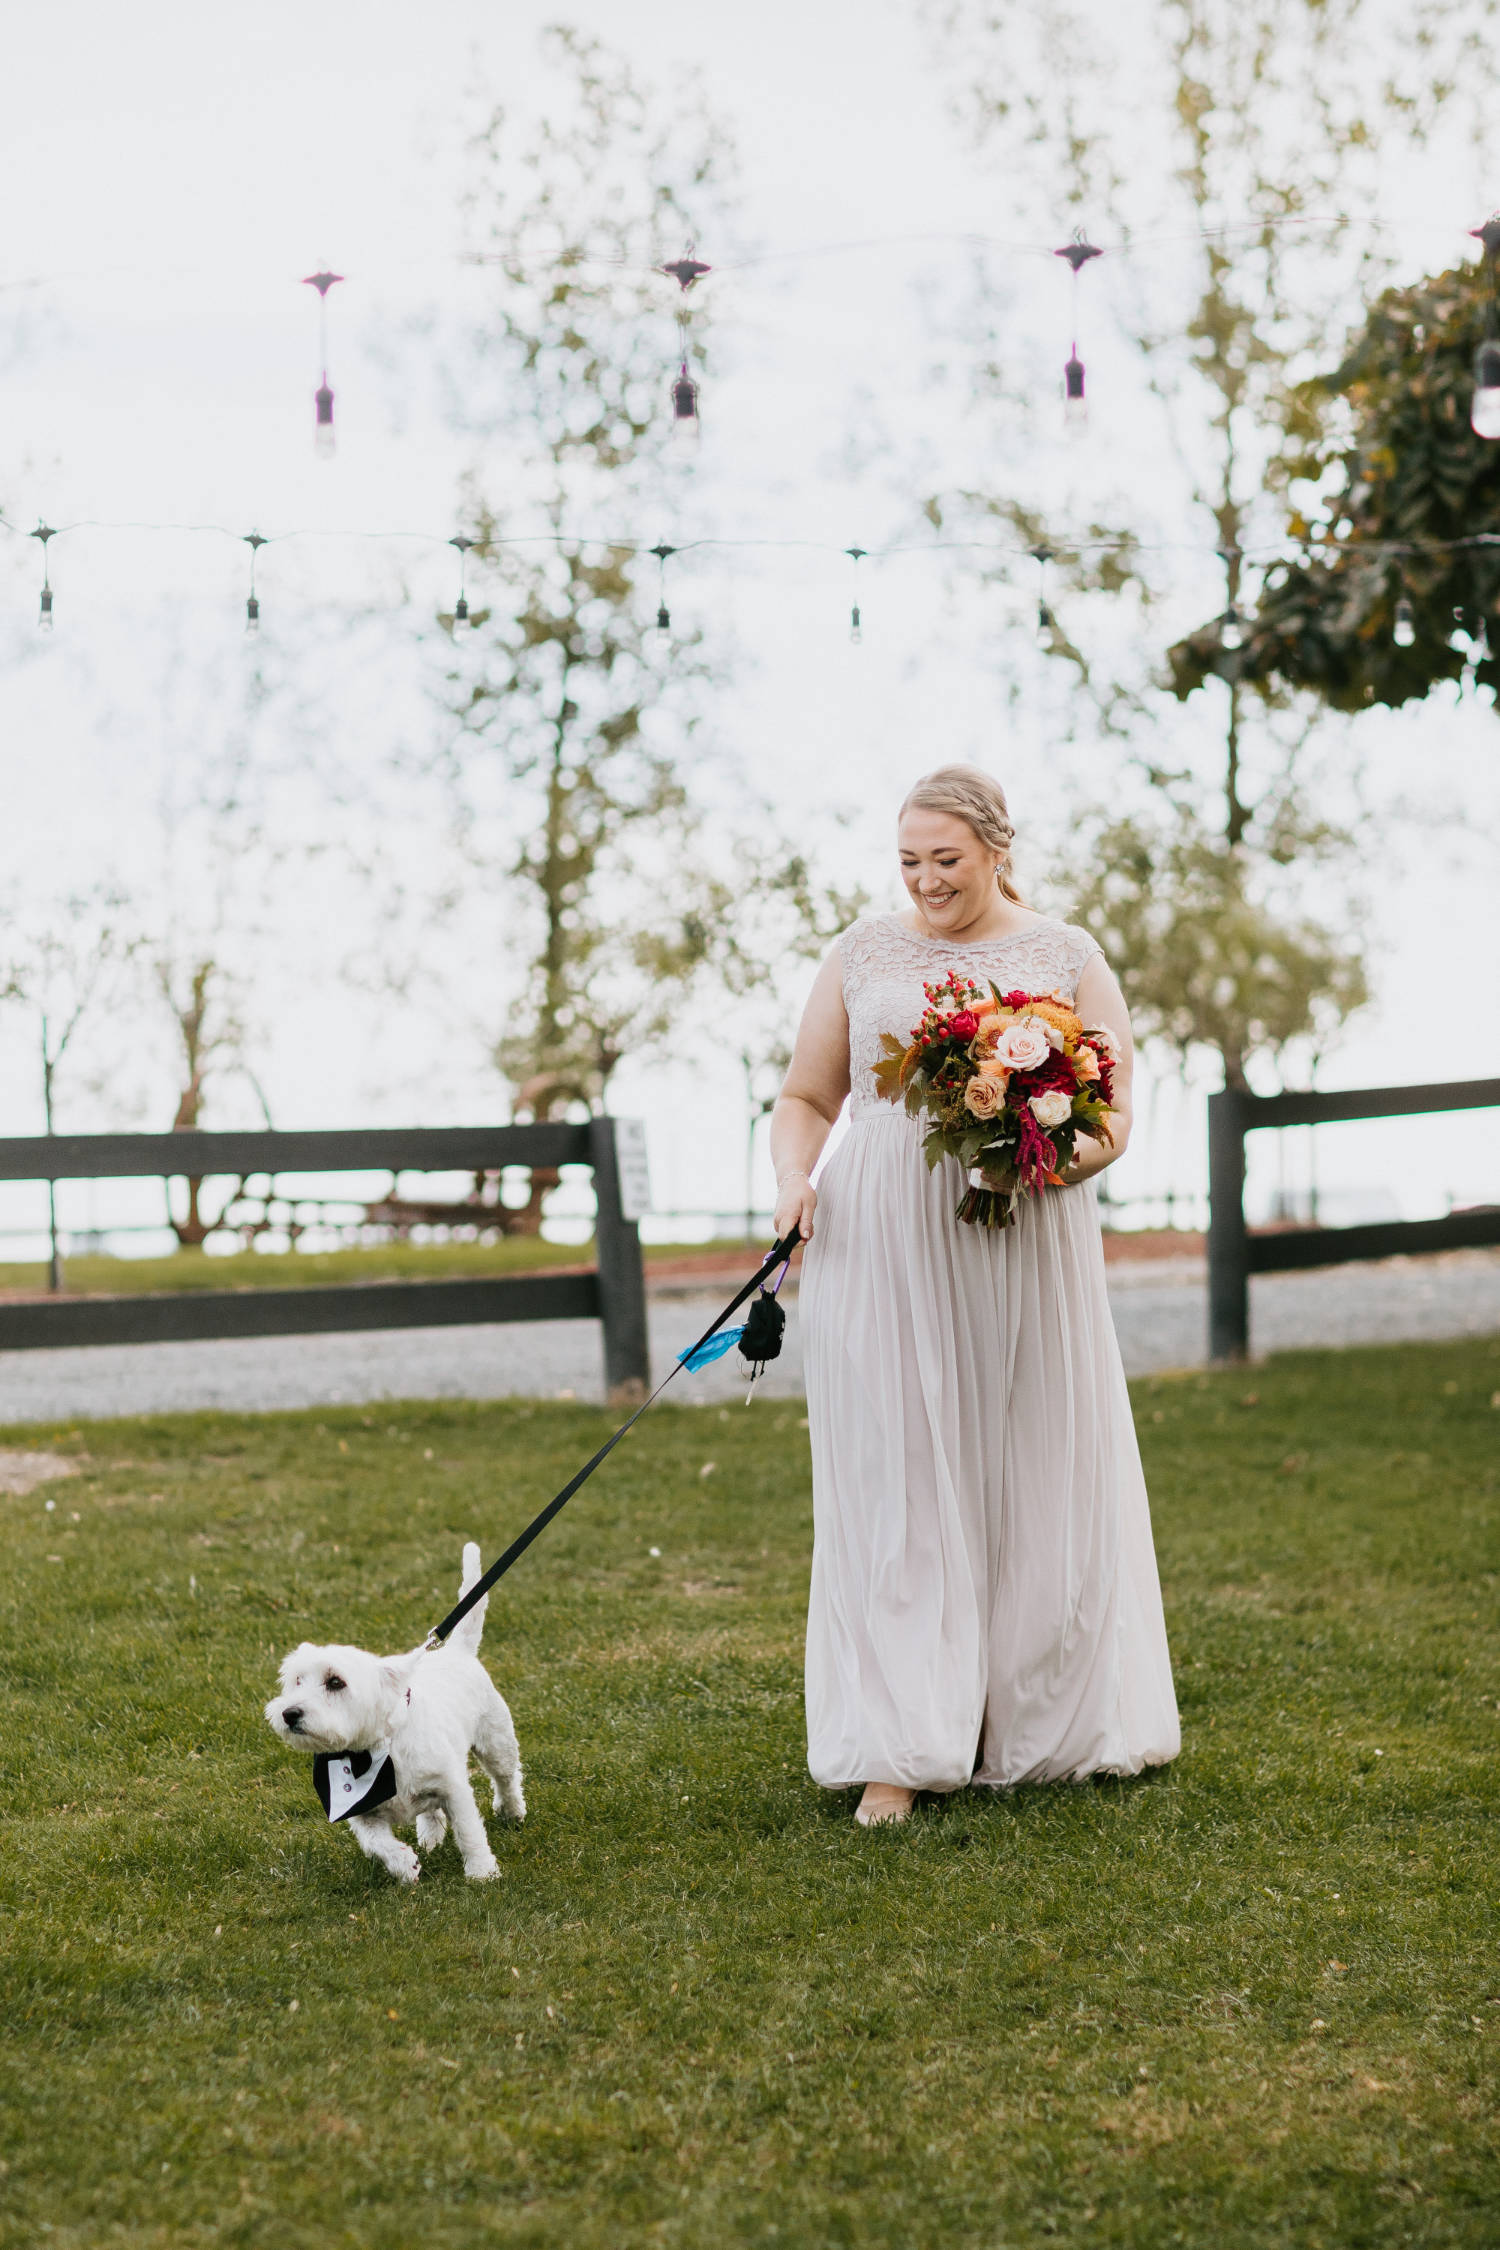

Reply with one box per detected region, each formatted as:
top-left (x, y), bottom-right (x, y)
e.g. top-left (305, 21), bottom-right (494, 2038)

top-left (1207, 1077), bottom-right (1500, 1361)
top-left (0, 1119), bottom-right (650, 1402)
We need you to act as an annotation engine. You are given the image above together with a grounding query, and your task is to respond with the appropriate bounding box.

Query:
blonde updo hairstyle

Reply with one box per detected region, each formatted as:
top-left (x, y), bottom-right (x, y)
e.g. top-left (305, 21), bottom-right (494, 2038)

top-left (899, 764), bottom-right (1026, 905)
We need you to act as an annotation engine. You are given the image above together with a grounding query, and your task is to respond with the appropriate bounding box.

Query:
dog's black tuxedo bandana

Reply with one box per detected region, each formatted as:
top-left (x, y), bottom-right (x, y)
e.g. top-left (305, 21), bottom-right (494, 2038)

top-left (313, 1747), bottom-right (398, 1824)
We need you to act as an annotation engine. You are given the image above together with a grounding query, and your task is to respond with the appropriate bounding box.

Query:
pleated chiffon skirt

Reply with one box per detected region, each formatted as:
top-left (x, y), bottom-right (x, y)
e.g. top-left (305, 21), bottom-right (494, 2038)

top-left (800, 1109), bottom-right (1180, 1792)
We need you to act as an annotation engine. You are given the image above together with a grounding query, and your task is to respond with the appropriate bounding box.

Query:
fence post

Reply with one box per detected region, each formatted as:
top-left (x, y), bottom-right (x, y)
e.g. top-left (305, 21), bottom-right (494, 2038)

top-left (1207, 1087), bottom-right (1250, 1361)
top-left (590, 1115), bottom-right (650, 1405)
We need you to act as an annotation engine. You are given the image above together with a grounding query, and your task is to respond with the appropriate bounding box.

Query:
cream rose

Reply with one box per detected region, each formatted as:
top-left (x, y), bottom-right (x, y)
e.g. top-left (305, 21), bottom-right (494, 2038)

top-left (990, 1018), bottom-right (1051, 1072)
top-left (964, 1074), bottom-right (1005, 1119)
top-left (1029, 1089), bottom-right (1074, 1129)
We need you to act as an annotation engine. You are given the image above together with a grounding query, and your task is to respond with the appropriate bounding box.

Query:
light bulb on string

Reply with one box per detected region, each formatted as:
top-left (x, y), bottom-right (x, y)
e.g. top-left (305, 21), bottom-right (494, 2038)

top-left (30, 522), bottom-right (56, 631)
top-left (659, 243), bottom-right (709, 443)
top-left (1032, 545), bottom-right (1055, 642)
top-left (449, 534), bottom-right (476, 629)
top-left (1471, 339), bottom-right (1500, 440)
top-left (1392, 595), bottom-right (1416, 648)
top-left (846, 547), bottom-right (867, 643)
top-left (243, 531), bottom-right (267, 636)
top-left (671, 350), bottom-right (701, 445)
top-left (651, 542), bottom-right (677, 632)
top-left (302, 269), bottom-right (344, 458)
top-left (1467, 216), bottom-right (1500, 438)
top-left (1053, 228), bottom-right (1101, 431)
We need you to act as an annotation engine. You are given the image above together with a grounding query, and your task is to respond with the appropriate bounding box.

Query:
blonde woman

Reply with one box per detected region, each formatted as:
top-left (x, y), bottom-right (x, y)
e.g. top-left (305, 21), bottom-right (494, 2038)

top-left (771, 766), bottom-right (1179, 1826)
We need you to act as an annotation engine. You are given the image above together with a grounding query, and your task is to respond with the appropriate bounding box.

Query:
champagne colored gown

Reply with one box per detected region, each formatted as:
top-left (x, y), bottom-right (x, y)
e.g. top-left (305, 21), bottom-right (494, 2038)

top-left (800, 913), bottom-right (1180, 1791)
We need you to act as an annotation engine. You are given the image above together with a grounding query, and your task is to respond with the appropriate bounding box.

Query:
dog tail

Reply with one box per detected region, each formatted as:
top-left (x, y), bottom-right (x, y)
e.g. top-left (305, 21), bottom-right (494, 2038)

top-left (452, 1540), bottom-right (488, 1655)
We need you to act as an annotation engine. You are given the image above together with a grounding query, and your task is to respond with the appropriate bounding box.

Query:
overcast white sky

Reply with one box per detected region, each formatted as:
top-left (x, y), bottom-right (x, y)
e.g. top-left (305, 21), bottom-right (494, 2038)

top-left (0, 0), bottom-right (1496, 1252)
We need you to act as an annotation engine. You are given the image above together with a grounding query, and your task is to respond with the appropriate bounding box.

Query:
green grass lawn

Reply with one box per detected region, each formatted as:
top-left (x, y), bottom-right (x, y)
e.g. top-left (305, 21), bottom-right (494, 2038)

top-left (2, 1336), bottom-right (1498, 2248)
top-left (0, 1237), bottom-right (761, 1298)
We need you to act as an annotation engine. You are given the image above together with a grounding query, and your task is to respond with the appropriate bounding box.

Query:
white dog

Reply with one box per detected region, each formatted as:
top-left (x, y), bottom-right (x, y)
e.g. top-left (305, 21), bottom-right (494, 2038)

top-left (265, 1542), bottom-right (524, 1883)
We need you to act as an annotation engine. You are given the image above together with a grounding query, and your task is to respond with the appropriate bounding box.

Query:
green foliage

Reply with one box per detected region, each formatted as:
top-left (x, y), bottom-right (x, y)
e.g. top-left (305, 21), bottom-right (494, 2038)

top-left (441, 31), bottom-right (738, 1113)
top-left (934, 0), bottom-right (1499, 1078)
top-left (1063, 810), bottom-right (1368, 1083)
top-left (2, 1336), bottom-right (1499, 2243)
top-left (1170, 256), bottom-right (1500, 712)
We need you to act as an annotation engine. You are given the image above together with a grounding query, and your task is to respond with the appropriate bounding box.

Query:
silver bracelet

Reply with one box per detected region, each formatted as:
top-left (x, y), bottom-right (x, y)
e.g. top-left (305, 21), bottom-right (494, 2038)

top-left (777, 1169), bottom-right (810, 1188)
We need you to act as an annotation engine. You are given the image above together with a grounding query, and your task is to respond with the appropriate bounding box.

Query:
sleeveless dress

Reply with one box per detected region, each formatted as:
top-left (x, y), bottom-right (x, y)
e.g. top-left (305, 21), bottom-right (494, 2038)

top-left (800, 912), bottom-right (1180, 1791)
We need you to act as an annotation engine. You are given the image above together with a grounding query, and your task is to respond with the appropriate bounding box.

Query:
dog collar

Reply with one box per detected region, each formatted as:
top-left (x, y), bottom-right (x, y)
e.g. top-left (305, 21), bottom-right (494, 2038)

top-left (312, 1745), bottom-right (398, 1824)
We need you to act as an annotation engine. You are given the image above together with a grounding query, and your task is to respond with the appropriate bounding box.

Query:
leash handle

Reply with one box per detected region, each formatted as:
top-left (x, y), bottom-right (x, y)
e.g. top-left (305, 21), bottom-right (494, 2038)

top-left (423, 1226), bottom-right (803, 1648)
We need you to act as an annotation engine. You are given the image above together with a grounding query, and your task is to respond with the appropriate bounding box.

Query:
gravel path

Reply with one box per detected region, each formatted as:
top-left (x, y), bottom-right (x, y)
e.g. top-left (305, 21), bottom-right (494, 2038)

top-left (0, 1251), bottom-right (1494, 1425)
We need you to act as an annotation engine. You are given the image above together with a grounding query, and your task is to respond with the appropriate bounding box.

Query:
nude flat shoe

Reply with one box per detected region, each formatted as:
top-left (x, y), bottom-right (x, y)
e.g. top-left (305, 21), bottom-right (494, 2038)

top-left (855, 1784), bottom-right (915, 1827)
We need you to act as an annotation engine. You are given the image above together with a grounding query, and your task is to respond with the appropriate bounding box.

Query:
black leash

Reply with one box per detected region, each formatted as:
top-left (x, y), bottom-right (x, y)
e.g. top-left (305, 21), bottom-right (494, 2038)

top-left (423, 1226), bottom-right (803, 1649)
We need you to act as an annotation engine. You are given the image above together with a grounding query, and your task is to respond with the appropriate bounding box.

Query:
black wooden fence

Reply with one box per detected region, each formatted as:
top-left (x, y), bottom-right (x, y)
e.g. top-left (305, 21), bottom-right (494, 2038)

top-left (1207, 1077), bottom-right (1500, 1361)
top-left (0, 1117), bottom-right (651, 1402)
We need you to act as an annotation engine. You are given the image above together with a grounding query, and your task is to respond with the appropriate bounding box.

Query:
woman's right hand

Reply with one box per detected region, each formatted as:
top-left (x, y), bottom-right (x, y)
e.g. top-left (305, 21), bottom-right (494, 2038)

top-left (774, 1173), bottom-right (818, 1244)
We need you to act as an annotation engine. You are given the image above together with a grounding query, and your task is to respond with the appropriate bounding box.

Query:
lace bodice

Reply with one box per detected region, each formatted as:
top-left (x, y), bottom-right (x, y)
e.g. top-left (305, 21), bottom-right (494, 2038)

top-left (840, 912), bottom-right (1104, 1117)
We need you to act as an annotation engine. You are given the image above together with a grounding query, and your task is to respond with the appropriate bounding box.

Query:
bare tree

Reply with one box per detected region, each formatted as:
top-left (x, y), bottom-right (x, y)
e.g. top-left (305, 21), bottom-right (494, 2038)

top-left (2, 892), bottom-right (138, 1291)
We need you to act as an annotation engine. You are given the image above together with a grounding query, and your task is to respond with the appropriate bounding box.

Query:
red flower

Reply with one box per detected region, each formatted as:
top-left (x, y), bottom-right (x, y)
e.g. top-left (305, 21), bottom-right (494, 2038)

top-left (948, 1009), bottom-right (979, 1041)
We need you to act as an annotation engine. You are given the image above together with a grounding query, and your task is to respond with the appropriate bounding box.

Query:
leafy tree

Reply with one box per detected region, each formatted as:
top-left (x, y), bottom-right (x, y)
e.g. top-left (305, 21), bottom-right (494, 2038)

top-left (1172, 250), bottom-right (1500, 710)
top-left (438, 29), bottom-right (736, 1131)
top-left (928, 0), bottom-right (1495, 1084)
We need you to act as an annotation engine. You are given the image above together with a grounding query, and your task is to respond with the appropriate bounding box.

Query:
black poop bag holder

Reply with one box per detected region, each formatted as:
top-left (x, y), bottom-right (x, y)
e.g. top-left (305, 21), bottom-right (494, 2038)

top-left (735, 1275), bottom-right (788, 1389)
top-left (422, 1226), bottom-right (802, 1651)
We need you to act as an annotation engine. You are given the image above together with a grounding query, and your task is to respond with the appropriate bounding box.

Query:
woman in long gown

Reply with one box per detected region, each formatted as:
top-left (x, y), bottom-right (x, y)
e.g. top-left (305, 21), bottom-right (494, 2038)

top-left (770, 765), bottom-right (1179, 1827)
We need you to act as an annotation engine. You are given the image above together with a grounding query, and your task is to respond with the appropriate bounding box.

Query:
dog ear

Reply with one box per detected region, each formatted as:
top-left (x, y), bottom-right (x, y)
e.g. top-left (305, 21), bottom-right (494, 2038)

top-left (379, 1651), bottom-right (420, 1700)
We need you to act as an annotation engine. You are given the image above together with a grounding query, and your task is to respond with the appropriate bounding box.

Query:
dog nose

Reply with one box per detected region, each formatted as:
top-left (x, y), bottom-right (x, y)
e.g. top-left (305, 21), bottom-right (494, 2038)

top-left (282, 1707), bottom-right (304, 1732)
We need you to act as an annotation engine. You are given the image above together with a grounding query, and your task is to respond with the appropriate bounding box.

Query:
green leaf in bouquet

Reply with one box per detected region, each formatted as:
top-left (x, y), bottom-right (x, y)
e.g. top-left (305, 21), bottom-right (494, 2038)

top-left (921, 1129), bottom-right (949, 1172)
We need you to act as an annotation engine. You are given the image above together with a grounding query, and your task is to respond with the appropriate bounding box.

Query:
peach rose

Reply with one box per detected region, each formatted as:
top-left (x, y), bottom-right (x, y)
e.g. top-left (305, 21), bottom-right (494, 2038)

top-left (990, 1018), bottom-right (1051, 1072)
top-left (964, 1074), bottom-right (1005, 1119)
top-left (1074, 1047), bottom-right (1101, 1083)
top-left (1029, 1089), bottom-right (1074, 1129)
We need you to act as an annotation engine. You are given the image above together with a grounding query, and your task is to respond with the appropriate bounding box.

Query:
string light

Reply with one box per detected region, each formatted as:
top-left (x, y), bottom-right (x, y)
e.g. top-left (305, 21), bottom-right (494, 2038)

top-left (243, 531), bottom-right (266, 635)
top-left (7, 520), bottom-right (1500, 646)
top-left (1032, 544), bottom-right (1055, 640)
top-left (1054, 229), bottom-right (1102, 430)
top-left (302, 269), bottom-right (344, 458)
top-left (651, 541), bottom-right (677, 630)
top-left (846, 546), bottom-right (866, 643)
top-left (1471, 340), bottom-right (1500, 441)
top-left (671, 356), bottom-right (701, 443)
top-left (659, 247), bottom-right (711, 291)
top-left (449, 534), bottom-right (476, 627)
top-left (660, 242), bottom-right (707, 444)
top-left (30, 522), bottom-right (56, 630)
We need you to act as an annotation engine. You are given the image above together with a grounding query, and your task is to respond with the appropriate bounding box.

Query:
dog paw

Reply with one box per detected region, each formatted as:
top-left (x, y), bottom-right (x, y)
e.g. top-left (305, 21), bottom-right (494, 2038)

top-left (392, 1851), bottom-right (421, 1883)
top-left (416, 1813), bottom-right (448, 1852)
top-left (464, 1855), bottom-right (501, 1882)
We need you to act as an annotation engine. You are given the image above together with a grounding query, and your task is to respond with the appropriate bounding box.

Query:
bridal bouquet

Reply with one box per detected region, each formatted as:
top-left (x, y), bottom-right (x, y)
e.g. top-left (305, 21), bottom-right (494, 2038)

top-left (872, 974), bottom-right (1118, 1227)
